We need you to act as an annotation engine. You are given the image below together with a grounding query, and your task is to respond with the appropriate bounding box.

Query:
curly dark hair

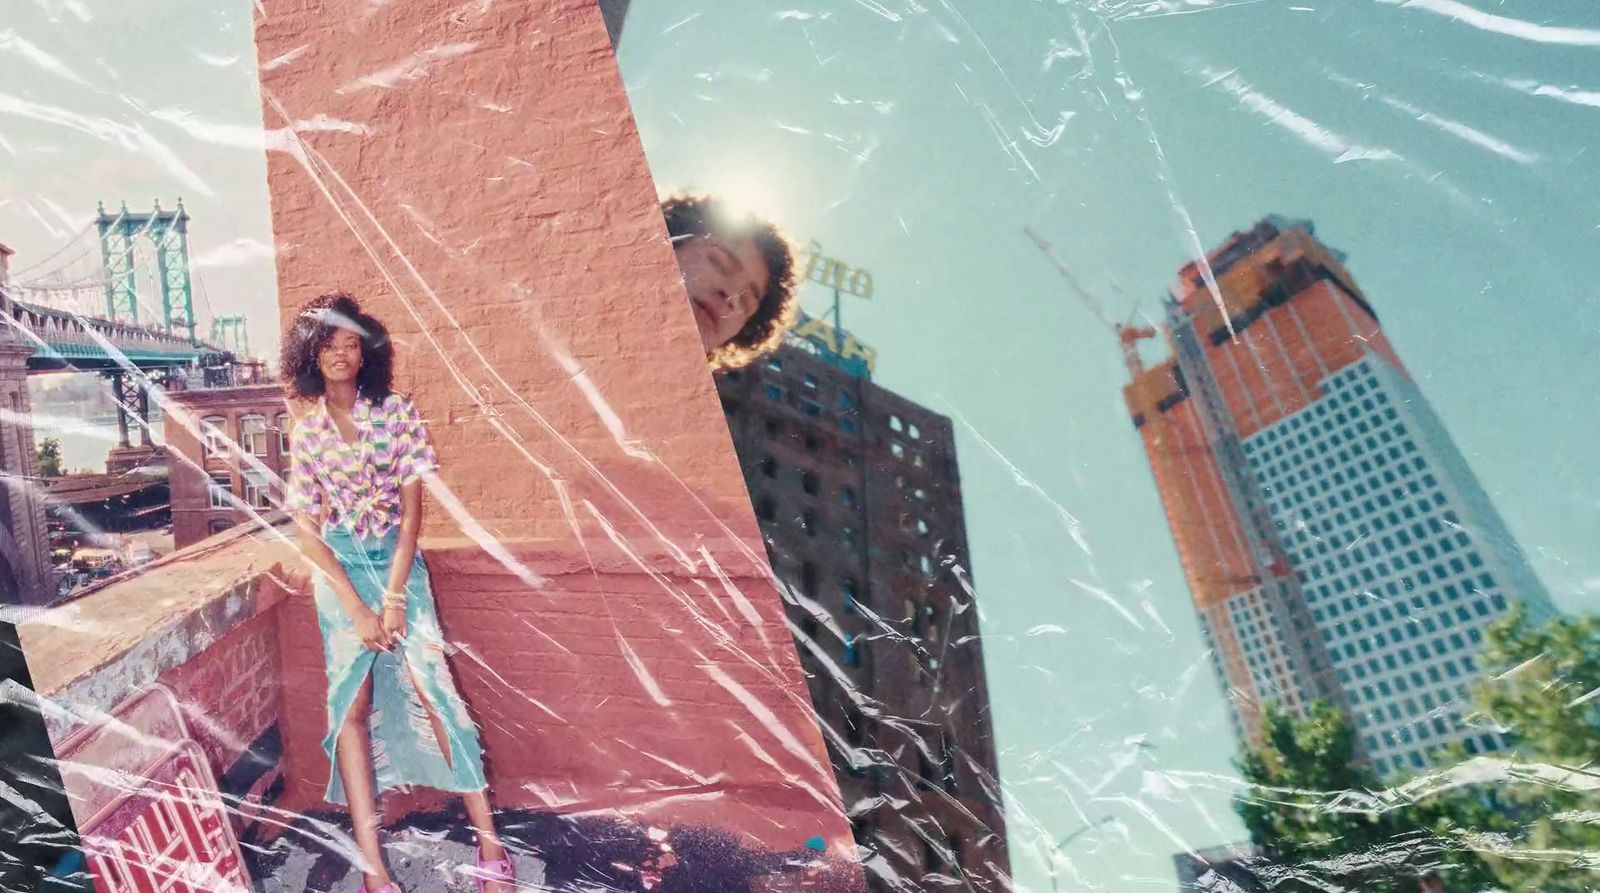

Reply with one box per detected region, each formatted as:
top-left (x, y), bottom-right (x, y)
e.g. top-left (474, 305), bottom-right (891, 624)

top-left (661, 193), bottom-right (799, 371)
top-left (279, 291), bottom-right (394, 404)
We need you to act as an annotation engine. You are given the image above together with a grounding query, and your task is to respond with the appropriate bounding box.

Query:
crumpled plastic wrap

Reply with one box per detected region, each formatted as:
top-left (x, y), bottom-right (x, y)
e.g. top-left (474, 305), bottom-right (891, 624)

top-left (3, 2), bottom-right (1598, 892)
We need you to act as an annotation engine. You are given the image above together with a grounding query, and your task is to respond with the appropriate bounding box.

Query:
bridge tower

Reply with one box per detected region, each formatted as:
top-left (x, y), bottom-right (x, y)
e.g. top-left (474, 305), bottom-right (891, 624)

top-left (0, 243), bottom-right (57, 604)
top-left (96, 200), bottom-right (197, 344)
top-left (93, 202), bottom-right (199, 474)
top-left (210, 315), bottom-right (249, 358)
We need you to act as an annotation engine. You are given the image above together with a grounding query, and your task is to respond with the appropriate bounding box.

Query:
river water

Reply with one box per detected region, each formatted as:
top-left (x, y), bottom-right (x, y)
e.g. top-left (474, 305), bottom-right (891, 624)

top-left (27, 374), bottom-right (165, 475)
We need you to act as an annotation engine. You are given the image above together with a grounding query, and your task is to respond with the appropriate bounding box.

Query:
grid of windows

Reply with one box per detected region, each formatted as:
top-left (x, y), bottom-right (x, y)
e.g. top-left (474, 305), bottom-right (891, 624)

top-left (734, 364), bottom-right (952, 600)
top-left (718, 348), bottom-right (1009, 887)
top-left (1241, 357), bottom-right (1516, 773)
top-left (1225, 590), bottom-right (1306, 710)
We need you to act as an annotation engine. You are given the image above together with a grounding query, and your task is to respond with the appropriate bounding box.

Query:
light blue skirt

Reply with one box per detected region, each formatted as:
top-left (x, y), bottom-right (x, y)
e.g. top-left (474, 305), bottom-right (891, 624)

top-left (313, 525), bottom-right (488, 805)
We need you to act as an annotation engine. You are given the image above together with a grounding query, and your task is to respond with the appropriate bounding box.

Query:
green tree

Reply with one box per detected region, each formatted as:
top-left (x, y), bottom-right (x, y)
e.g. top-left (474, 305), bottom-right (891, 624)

top-left (1427, 604), bottom-right (1600, 892)
top-left (1233, 605), bottom-right (1600, 892)
top-left (1234, 701), bottom-right (1496, 891)
top-left (35, 438), bottom-right (63, 477)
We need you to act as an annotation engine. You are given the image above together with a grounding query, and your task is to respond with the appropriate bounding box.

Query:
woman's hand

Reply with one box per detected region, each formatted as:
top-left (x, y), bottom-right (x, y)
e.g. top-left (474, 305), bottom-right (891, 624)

top-left (381, 605), bottom-right (407, 643)
top-left (352, 606), bottom-right (391, 651)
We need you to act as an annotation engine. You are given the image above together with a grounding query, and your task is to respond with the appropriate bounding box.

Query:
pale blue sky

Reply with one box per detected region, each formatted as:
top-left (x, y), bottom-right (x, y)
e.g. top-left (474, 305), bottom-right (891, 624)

top-left (3, 1), bottom-right (1599, 890)
top-left (0, 1), bottom-right (279, 363)
top-left (616, 1), bottom-right (1600, 890)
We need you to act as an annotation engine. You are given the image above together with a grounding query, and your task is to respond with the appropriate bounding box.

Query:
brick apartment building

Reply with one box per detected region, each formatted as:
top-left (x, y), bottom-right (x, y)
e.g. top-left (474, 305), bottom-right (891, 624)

top-left (164, 384), bottom-right (289, 549)
top-left (715, 325), bottom-right (1011, 892)
top-left (0, 241), bottom-right (55, 605)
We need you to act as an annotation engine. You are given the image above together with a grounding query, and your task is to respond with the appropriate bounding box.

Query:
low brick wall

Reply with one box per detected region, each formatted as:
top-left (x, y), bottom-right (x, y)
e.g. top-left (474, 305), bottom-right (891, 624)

top-left (18, 527), bottom-right (299, 836)
top-left (20, 526), bottom-right (853, 862)
top-left (159, 608), bottom-right (281, 777)
top-left (274, 536), bottom-right (846, 854)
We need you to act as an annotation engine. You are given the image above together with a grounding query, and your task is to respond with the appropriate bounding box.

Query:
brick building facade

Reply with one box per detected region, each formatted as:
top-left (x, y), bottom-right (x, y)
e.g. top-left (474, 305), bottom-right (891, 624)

top-left (0, 242), bottom-right (55, 605)
top-left (163, 384), bottom-right (289, 550)
top-left (716, 343), bottom-right (1011, 892)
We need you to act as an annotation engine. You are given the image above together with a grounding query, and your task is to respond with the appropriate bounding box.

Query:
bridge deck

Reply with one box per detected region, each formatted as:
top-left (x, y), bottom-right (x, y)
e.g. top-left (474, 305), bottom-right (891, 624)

top-left (5, 299), bottom-right (229, 371)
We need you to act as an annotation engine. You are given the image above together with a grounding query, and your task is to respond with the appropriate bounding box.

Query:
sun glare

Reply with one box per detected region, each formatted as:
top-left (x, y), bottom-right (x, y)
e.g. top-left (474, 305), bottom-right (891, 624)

top-left (709, 171), bottom-right (785, 224)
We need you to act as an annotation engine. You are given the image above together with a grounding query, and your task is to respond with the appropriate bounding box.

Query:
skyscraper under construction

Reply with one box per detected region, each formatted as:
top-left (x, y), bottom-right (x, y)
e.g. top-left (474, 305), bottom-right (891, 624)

top-left (1124, 216), bottom-right (1555, 775)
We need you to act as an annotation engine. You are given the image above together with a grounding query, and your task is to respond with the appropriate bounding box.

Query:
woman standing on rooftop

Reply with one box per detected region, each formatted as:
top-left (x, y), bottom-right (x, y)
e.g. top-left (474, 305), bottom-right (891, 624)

top-left (279, 292), bottom-right (514, 893)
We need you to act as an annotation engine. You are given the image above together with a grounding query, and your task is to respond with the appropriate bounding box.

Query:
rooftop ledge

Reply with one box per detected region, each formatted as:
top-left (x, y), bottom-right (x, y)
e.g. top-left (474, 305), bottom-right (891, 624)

top-left (7, 517), bottom-right (863, 884)
top-left (12, 516), bottom-right (783, 736)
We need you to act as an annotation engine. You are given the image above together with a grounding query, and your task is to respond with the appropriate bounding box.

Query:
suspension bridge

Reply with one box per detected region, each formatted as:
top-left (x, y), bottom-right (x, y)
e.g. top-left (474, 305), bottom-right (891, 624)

top-left (0, 200), bottom-right (259, 604)
top-left (2, 200), bottom-right (249, 370)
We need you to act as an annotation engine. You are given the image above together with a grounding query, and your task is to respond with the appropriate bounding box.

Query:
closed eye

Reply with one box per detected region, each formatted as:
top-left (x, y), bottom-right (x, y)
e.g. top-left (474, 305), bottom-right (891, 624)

top-left (710, 242), bottom-right (741, 274)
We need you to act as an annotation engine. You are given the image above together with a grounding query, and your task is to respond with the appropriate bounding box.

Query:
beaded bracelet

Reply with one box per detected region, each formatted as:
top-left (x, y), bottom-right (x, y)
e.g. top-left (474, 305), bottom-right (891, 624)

top-left (381, 590), bottom-right (407, 610)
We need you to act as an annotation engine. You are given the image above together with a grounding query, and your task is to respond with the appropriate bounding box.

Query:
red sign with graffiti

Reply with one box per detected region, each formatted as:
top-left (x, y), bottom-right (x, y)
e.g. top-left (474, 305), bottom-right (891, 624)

top-left (55, 685), bottom-right (252, 893)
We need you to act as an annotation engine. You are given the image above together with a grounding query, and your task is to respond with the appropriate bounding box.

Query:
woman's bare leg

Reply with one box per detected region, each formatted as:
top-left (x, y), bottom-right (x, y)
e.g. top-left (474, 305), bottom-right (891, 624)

top-left (399, 654), bottom-right (505, 889)
top-left (336, 674), bottom-right (393, 891)
top-left (462, 790), bottom-right (511, 891)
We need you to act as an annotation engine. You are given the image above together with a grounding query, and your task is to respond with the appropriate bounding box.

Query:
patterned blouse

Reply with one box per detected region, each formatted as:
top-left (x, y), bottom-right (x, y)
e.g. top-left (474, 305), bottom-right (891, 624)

top-left (285, 393), bottom-right (438, 539)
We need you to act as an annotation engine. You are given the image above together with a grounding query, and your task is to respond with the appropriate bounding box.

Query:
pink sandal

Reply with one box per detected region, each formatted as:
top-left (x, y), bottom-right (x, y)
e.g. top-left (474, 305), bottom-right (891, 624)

top-left (466, 848), bottom-right (516, 892)
top-left (360, 884), bottom-right (401, 893)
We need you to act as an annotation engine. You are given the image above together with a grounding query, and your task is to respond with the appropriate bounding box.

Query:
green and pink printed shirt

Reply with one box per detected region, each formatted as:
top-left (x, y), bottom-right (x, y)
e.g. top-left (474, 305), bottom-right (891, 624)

top-left (285, 393), bottom-right (438, 539)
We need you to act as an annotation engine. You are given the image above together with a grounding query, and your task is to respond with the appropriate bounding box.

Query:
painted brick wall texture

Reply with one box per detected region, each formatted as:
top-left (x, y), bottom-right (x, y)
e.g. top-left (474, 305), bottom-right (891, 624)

top-left (270, 540), bottom-right (845, 853)
top-left (251, 0), bottom-right (847, 857)
top-left (254, 0), bottom-right (745, 543)
top-left (157, 608), bottom-right (283, 782)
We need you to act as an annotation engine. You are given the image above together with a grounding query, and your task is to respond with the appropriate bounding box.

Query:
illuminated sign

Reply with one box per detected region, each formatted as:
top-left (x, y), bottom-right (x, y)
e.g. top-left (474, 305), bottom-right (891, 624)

top-left (797, 240), bottom-right (873, 299)
top-left (784, 312), bottom-right (876, 379)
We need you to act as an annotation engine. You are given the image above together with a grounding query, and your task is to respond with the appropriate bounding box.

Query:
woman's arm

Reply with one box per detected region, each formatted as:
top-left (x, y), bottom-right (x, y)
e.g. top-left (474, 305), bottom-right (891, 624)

top-left (379, 481), bottom-right (423, 641)
top-left (381, 394), bottom-right (434, 638)
top-left (383, 394), bottom-right (433, 603)
top-left (291, 507), bottom-right (368, 618)
top-left (384, 480), bottom-right (424, 595)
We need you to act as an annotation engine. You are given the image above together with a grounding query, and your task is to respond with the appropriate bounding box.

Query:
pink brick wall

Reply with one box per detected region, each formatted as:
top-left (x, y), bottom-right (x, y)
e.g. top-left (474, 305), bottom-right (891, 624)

top-left (157, 608), bottom-right (283, 779)
top-left (272, 540), bottom-right (845, 853)
top-left (252, 0), bottom-right (848, 855)
top-left (253, 0), bottom-right (748, 542)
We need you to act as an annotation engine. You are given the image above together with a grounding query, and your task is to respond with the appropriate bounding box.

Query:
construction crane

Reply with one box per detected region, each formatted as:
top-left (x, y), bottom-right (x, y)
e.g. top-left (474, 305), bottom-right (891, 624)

top-left (1024, 226), bottom-right (1157, 378)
